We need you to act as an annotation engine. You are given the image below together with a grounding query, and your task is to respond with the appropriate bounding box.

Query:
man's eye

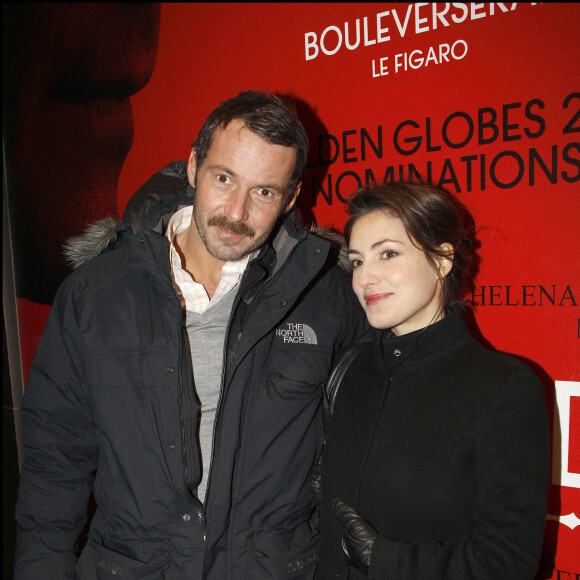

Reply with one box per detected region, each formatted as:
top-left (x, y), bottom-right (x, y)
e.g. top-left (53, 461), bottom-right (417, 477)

top-left (251, 188), bottom-right (276, 203)
top-left (216, 174), bottom-right (229, 184)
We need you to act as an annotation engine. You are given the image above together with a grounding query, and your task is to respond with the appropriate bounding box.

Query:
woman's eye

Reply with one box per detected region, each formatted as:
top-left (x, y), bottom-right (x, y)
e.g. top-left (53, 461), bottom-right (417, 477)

top-left (350, 259), bottom-right (362, 269)
top-left (381, 249), bottom-right (397, 260)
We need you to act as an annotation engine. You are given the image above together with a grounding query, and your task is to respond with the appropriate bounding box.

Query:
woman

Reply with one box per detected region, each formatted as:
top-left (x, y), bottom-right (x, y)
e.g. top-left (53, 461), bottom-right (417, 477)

top-left (317, 182), bottom-right (549, 579)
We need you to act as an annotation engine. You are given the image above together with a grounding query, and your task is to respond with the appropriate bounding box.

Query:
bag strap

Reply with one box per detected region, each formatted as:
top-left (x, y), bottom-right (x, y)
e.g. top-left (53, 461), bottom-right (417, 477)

top-left (312, 342), bottom-right (369, 501)
top-left (324, 342), bottom-right (368, 419)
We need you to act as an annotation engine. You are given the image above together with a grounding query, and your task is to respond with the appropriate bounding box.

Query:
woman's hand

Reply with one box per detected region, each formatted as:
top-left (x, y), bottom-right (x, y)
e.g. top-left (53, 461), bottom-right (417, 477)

top-left (333, 498), bottom-right (377, 574)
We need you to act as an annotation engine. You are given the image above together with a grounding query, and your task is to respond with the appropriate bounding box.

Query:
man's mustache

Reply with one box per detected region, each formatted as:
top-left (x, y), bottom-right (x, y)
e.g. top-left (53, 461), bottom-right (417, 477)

top-left (207, 215), bottom-right (254, 236)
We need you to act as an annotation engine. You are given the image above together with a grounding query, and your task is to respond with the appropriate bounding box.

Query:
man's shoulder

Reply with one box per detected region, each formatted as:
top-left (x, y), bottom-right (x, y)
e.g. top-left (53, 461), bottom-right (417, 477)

top-left (301, 224), bottom-right (351, 274)
top-left (61, 222), bottom-right (158, 292)
top-left (54, 233), bottom-right (160, 320)
top-left (284, 228), bottom-right (364, 316)
top-left (122, 161), bottom-right (191, 230)
top-left (63, 161), bottom-right (190, 271)
top-left (63, 216), bottom-right (124, 270)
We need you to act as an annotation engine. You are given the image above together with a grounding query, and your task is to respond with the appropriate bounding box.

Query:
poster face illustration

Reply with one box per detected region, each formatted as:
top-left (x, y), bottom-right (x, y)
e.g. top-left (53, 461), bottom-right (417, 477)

top-left (4, 3), bottom-right (579, 577)
top-left (4, 4), bottom-right (160, 305)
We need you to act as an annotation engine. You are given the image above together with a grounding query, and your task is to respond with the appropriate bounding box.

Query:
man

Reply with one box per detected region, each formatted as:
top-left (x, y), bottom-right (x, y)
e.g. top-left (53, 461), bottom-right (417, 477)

top-left (15, 91), bottom-right (369, 579)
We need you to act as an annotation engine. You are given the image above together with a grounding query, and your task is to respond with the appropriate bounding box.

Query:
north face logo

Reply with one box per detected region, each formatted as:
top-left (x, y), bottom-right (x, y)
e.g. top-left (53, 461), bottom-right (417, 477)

top-left (275, 323), bottom-right (318, 344)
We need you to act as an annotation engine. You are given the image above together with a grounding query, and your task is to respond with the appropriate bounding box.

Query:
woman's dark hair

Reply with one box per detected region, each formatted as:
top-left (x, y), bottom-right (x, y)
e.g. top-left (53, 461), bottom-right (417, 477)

top-left (344, 182), bottom-right (479, 304)
top-left (192, 90), bottom-right (308, 199)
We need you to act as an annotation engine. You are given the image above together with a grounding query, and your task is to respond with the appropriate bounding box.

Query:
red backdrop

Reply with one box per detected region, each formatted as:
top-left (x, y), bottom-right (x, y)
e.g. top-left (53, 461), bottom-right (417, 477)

top-left (9, 3), bottom-right (580, 577)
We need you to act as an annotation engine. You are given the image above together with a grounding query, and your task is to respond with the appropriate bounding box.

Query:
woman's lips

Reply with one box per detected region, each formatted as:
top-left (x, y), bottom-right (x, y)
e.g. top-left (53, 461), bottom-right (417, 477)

top-left (364, 293), bottom-right (392, 306)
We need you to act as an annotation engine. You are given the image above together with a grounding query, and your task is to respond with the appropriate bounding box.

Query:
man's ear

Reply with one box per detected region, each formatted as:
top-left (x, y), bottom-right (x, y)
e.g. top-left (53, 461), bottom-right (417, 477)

top-left (283, 182), bottom-right (301, 214)
top-left (436, 243), bottom-right (454, 279)
top-left (187, 148), bottom-right (197, 186)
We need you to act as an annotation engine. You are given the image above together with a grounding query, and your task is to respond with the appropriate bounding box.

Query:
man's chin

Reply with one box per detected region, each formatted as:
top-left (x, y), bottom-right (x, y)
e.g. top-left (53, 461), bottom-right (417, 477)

top-left (204, 229), bottom-right (269, 262)
top-left (207, 241), bottom-right (253, 263)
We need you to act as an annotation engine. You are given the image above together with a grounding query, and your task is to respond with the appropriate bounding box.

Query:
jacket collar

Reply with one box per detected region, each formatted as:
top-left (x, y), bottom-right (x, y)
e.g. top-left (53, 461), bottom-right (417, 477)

top-left (375, 302), bottom-right (472, 373)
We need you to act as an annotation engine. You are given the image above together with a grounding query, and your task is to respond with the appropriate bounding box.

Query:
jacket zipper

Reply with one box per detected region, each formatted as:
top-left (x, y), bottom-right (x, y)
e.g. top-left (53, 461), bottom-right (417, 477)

top-left (203, 239), bottom-right (300, 513)
top-left (144, 233), bottom-right (207, 538)
top-left (354, 375), bottom-right (393, 507)
top-left (177, 318), bottom-right (207, 538)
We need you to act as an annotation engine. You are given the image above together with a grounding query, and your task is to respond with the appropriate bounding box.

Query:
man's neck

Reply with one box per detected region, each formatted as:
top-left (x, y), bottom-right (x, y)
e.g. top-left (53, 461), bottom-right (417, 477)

top-left (175, 229), bottom-right (223, 300)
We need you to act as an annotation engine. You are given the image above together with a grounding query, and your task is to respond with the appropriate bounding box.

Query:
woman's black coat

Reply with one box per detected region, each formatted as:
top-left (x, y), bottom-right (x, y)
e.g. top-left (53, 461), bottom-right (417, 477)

top-left (318, 306), bottom-right (549, 580)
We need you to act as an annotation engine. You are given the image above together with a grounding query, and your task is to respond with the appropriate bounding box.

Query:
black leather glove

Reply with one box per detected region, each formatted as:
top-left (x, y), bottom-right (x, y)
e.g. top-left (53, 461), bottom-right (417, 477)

top-left (333, 498), bottom-right (377, 575)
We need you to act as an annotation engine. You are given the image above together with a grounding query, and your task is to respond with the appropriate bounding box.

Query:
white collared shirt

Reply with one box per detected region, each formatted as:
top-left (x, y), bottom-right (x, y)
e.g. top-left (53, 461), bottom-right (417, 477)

top-left (166, 206), bottom-right (255, 312)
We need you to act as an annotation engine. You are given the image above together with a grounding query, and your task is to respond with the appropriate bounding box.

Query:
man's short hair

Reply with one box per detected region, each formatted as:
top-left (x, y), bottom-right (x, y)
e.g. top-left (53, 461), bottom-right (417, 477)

top-left (192, 91), bottom-right (308, 198)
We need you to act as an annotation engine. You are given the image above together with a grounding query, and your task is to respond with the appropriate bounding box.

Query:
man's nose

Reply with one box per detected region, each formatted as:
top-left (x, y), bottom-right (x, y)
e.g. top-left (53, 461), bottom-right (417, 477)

top-left (224, 189), bottom-right (249, 222)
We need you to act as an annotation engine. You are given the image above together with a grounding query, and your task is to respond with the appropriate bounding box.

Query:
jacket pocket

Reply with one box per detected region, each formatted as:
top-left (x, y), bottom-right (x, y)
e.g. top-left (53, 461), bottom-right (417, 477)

top-left (248, 516), bottom-right (319, 579)
top-left (76, 533), bottom-right (169, 579)
top-left (270, 376), bottom-right (322, 401)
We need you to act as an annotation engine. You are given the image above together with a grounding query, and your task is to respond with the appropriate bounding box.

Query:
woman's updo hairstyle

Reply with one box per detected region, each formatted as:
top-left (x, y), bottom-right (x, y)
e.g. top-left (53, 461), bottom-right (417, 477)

top-left (344, 182), bottom-right (479, 304)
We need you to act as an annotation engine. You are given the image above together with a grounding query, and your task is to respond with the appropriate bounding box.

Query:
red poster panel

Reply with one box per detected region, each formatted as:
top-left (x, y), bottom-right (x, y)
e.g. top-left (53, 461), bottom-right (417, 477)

top-left (5, 3), bottom-right (579, 577)
top-left (118, 4), bottom-right (579, 576)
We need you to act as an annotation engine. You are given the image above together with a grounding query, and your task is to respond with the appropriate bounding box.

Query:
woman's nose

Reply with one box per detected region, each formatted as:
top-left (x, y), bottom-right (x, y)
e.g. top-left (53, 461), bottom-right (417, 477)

top-left (355, 263), bottom-right (378, 289)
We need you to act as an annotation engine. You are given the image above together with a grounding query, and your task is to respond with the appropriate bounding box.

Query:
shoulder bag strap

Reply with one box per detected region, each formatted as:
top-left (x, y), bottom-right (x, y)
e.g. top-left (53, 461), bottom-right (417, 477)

top-left (324, 342), bottom-right (368, 419)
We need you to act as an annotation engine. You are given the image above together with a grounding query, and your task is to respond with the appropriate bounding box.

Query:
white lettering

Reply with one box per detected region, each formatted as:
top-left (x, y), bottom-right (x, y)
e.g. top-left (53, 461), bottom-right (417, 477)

top-left (283, 336), bottom-right (307, 343)
top-left (393, 40), bottom-right (468, 73)
top-left (391, 4), bottom-right (413, 37)
top-left (451, 39), bottom-right (468, 60)
top-left (409, 49), bottom-right (423, 69)
top-left (425, 46), bottom-right (438, 67)
top-left (345, 19), bottom-right (361, 50)
top-left (363, 16), bottom-right (376, 46)
top-left (376, 11), bottom-right (391, 42)
top-left (433, 2), bottom-right (451, 28)
top-left (304, 3), bottom-right (528, 61)
top-left (394, 52), bottom-right (405, 73)
top-left (491, 3), bottom-right (512, 15)
top-left (451, 3), bottom-right (469, 24)
top-left (305, 32), bottom-right (318, 61)
top-left (470, 3), bottom-right (487, 20)
top-left (321, 26), bottom-right (342, 56)
top-left (439, 42), bottom-right (451, 62)
top-left (415, 3), bottom-right (430, 33)
top-left (372, 56), bottom-right (389, 77)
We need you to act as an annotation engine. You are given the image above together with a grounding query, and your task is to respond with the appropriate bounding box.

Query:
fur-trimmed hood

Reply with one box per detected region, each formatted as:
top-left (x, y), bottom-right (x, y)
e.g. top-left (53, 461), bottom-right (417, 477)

top-left (63, 216), bottom-right (352, 272)
top-left (63, 216), bottom-right (123, 270)
top-left (63, 209), bottom-right (352, 272)
top-left (63, 160), bottom-right (354, 273)
top-left (63, 161), bottom-right (352, 272)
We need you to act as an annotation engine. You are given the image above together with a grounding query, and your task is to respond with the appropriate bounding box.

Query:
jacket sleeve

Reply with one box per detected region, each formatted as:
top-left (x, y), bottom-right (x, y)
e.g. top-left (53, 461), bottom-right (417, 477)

top-left (368, 364), bottom-right (550, 580)
top-left (14, 282), bottom-right (98, 579)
